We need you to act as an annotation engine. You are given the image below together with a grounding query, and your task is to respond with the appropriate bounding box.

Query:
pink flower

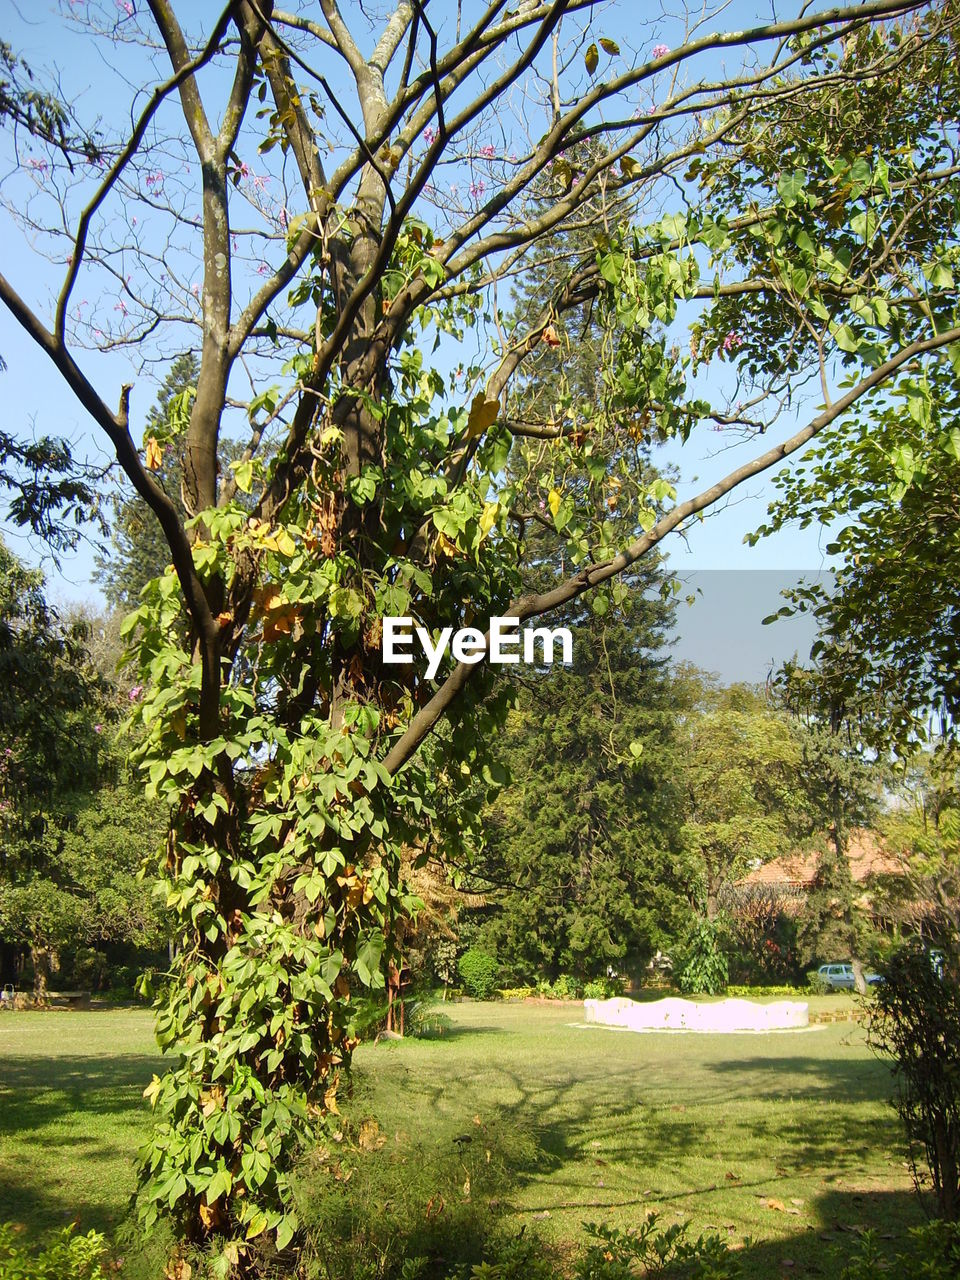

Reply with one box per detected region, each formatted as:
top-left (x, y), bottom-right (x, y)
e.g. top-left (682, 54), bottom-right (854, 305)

top-left (479, 144), bottom-right (496, 159)
top-left (652, 44), bottom-right (670, 59)
top-left (27, 157), bottom-right (49, 176)
top-left (256, 261), bottom-right (270, 275)
top-left (238, 160), bottom-right (250, 179)
top-left (191, 283), bottom-right (200, 296)
top-left (129, 685), bottom-right (143, 701)
top-left (145, 171), bottom-right (164, 191)
top-left (468, 178), bottom-right (486, 200)
top-left (723, 330), bottom-right (743, 353)
top-left (423, 125), bottom-right (437, 145)
top-left (94, 723), bottom-right (103, 734)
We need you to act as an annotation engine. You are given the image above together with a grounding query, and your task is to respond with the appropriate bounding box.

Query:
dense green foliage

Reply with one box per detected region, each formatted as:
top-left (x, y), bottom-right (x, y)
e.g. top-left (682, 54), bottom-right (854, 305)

top-left (0, 540), bottom-right (165, 993)
top-left (679, 683), bottom-right (806, 921)
top-left (677, 918), bottom-right (730, 996)
top-left (840, 1221), bottom-right (960, 1280)
top-left (869, 943), bottom-right (960, 1220)
top-left (455, 948), bottom-right (500, 1001)
top-left (878, 748), bottom-right (960, 948)
top-left (0, 1224), bottom-right (107, 1280)
top-left (475, 590), bottom-right (691, 982)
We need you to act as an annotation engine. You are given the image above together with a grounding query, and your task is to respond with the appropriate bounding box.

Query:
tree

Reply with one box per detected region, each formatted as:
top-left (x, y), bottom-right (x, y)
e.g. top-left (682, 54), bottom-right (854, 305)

top-left (879, 747), bottom-right (960, 949)
top-left (757, 356), bottom-right (960, 758)
top-left (679, 681), bottom-right (805, 921)
top-left (0, 540), bottom-right (166, 993)
top-left (476, 580), bottom-right (692, 983)
top-left (778, 663), bottom-right (885, 990)
top-left (96, 353), bottom-right (198, 611)
top-left (2, 1), bottom-right (960, 1264)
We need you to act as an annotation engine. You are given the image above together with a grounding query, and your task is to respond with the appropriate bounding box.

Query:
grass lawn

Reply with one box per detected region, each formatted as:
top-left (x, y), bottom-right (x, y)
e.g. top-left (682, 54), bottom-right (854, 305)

top-left (0, 1008), bottom-right (159, 1238)
top-left (0, 996), bottom-right (922, 1277)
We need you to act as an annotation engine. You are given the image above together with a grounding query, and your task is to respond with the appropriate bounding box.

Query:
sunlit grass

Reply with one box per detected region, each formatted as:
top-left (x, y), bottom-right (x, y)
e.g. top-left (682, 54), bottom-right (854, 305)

top-left (0, 997), bottom-right (921, 1278)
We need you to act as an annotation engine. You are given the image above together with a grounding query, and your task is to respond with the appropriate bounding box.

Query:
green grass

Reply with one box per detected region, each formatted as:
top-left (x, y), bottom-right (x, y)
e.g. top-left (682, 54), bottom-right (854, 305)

top-left (344, 997), bottom-right (920, 1278)
top-left (0, 1009), bottom-right (159, 1237)
top-left (0, 997), bottom-right (923, 1278)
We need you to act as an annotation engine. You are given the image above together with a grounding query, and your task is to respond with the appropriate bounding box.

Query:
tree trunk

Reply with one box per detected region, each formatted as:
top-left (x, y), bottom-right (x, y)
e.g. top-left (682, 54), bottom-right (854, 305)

top-left (30, 944), bottom-right (50, 1002)
top-left (850, 956), bottom-right (868, 996)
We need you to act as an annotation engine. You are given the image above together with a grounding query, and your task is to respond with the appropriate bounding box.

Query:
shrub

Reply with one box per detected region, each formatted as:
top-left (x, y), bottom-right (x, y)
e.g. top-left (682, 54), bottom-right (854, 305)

top-left (725, 984), bottom-right (807, 998)
top-left (550, 973), bottom-right (582, 1000)
top-left (573, 1217), bottom-right (740, 1280)
top-left (535, 974), bottom-right (583, 1000)
top-left (497, 986), bottom-right (536, 1001)
top-left (292, 1105), bottom-right (545, 1280)
top-left (404, 999), bottom-right (452, 1039)
top-left (583, 976), bottom-right (625, 1000)
top-left (456, 949), bottom-right (500, 1000)
top-left (840, 1220), bottom-right (960, 1279)
top-left (806, 968), bottom-right (830, 995)
top-left (868, 943), bottom-right (960, 1220)
top-left (0, 1224), bottom-right (108, 1280)
top-left (678, 920), bottom-right (729, 996)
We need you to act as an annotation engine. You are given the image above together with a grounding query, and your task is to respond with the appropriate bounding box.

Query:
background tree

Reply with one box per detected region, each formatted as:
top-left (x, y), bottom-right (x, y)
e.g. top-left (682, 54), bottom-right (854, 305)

top-left (679, 681), bottom-right (805, 921)
top-left (476, 581), bottom-right (692, 983)
top-left (878, 747), bottom-right (960, 950)
top-left (96, 353), bottom-right (198, 611)
top-left (0, 539), bottom-right (167, 993)
top-left (778, 663), bottom-right (885, 990)
top-left (2, 1), bottom-right (959, 1264)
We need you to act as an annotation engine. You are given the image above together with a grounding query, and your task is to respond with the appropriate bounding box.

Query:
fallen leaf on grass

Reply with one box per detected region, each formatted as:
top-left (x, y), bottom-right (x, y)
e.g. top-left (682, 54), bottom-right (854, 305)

top-left (358, 1119), bottom-right (385, 1151)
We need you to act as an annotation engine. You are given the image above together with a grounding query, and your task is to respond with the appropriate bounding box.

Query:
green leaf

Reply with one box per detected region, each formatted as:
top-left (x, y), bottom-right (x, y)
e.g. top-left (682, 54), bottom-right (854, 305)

top-left (276, 1214), bottom-right (298, 1252)
top-left (231, 459), bottom-right (255, 494)
top-left (598, 251), bottom-right (625, 284)
top-left (833, 324), bottom-right (858, 353)
top-left (777, 170), bottom-right (806, 208)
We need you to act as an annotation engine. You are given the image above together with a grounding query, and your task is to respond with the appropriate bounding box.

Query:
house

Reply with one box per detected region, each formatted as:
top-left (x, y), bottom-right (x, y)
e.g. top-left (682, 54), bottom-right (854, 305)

top-left (730, 829), bottom-right (907, 921)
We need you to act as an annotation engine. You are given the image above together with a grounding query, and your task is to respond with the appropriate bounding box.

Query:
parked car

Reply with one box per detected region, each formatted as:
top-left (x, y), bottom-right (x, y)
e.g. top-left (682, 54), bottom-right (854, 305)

top-left (817, 962), bottom-right (883, 990)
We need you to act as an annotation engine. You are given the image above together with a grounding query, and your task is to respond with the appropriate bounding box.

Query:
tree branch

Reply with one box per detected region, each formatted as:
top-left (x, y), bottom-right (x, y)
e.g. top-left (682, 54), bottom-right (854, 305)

top-left (382, 323), bottom-right (960, 775)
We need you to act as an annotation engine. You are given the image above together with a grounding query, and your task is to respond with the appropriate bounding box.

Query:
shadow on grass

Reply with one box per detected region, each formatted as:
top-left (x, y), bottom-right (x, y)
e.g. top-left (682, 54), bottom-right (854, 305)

top-left (706, 1053), bottom-right (893, 1103)
top-left (331, 1034), bottom-right (916, 1277)
top-left (0, 1053), bottom-right (158, 1235)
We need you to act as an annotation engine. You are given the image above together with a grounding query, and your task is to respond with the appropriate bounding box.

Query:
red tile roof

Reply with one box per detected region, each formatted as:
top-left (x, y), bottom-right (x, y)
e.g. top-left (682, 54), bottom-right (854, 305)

top-left (738, 828), bottom-right (904, 889)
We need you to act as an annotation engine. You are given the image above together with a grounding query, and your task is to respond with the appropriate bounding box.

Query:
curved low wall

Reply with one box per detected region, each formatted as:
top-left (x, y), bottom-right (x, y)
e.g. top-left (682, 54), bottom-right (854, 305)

top-left (582, 995), bottom-right (809, 1033)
